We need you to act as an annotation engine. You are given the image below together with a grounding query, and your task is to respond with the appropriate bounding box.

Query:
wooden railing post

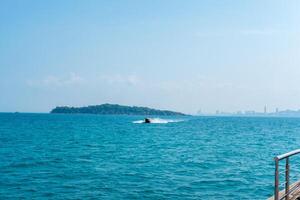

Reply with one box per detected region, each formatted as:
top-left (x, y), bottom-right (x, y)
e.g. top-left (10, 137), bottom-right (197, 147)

top-left (285, 157), bottom-right (290, 200)
top-left (275, 157), bottom-right (279, 200)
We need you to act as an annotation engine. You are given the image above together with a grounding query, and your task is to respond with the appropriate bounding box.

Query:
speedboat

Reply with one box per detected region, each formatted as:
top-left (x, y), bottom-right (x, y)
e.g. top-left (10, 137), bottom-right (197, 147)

top-left (144, 118), bottom-right (151, 123)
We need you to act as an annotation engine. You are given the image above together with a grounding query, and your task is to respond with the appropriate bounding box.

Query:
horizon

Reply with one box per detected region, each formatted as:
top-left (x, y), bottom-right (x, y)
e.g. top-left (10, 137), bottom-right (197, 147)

top-left (1, 1), bottom-right (300, 114)
top-left (3, 102), bottom-right (300, 116)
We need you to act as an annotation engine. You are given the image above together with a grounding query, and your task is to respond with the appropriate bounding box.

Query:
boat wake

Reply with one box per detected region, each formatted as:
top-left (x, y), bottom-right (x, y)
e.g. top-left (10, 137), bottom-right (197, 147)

top-left (133, 118), bottom-right (184, 124)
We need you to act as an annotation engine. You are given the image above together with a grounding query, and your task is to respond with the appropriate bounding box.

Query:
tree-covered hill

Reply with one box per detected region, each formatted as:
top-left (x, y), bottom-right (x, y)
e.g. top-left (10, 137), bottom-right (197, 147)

top-left (50, 104), bottom-right (186, 116)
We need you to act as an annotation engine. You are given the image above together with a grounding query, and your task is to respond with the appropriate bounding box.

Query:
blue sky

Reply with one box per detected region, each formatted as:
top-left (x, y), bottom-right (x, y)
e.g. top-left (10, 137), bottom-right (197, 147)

top-left (1, 0), bottom-right (300, 114)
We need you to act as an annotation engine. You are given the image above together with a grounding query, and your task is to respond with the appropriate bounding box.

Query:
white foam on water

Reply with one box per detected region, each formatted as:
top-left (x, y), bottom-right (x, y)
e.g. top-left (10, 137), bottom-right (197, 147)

top-left (133, 118), bottom-right (184, 124)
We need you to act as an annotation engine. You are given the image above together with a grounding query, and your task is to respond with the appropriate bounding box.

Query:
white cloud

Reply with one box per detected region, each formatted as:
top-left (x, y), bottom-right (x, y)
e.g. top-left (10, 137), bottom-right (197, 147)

top-left (100, 74), bottom-right (140, 86)
top-left (239, 29), bottom-right (283, 36)
top-left (196, 29), bottom-right (287, 38)
top-left (26, 73), bottom-right (141, 89)
top-left (27, 73), bottom-right (85, 88)
top-left (66, 73), bottom-right (85, 85)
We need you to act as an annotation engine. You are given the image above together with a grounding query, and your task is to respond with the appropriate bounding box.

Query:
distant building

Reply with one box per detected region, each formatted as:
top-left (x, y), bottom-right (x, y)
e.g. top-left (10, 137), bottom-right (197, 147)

top-left (264, 105), bottom-right (267, 114)
top-left (276, 108), bottom-right (279, 113)
top-left (245, 110), bottom-right (256, 115)
top-left (237, 111), bottom-right (242, 115)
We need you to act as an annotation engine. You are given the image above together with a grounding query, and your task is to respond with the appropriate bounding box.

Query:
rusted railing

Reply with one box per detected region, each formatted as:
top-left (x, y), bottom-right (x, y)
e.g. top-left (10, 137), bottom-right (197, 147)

top-left (274, 149), bottom-right (300, 200)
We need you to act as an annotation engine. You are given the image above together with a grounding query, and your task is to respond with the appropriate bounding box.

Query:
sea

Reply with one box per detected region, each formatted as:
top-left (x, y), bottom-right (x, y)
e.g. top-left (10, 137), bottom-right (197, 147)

top-left (1, 113), bottom-right (300, 199)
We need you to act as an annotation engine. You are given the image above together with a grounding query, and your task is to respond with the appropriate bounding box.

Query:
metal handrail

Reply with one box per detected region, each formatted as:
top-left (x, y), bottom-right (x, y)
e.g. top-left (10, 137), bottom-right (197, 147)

top-left (274, 149), bottom-right (300, 200)
top-left (276, 149), bottom-right (300, 161)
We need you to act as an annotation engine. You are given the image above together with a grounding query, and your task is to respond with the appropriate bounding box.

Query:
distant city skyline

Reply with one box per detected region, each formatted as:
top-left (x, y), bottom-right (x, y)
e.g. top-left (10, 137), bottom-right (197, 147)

top-left (1, 1), bottom-right (300, 114)
top-left (204, 106), bottom-right (300, 116)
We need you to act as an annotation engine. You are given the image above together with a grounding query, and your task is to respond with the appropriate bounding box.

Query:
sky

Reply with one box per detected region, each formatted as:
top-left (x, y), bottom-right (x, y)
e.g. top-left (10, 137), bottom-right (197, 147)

top-left (0, 0), bottom-right (300, 114)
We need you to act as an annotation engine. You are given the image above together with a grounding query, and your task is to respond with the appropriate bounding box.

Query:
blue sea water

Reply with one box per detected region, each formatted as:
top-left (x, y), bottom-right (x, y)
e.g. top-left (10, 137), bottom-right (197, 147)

top-left (1, 113), bottom-right (300, 199)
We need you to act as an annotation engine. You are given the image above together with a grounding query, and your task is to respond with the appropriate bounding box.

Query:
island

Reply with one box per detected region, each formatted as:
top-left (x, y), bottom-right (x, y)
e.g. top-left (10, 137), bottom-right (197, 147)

top-left (50, 104), bottom-right (186, 116)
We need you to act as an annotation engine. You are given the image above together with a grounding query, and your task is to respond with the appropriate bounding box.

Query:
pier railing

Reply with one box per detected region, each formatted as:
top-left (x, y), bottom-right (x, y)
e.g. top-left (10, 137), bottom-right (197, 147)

top-left (274, 149), bottom-right (300, 200)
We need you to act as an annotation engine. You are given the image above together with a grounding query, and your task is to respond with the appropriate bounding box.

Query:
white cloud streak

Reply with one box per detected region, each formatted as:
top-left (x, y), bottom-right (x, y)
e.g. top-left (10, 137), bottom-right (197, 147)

top-left (27, 73), bottom-right (140, 88)
top-left (100, 74), bottom-right (140, 86)
top-left (27, 73), bottom-right (85, 88)
top-left (196, 29), bottom-right (288, 37)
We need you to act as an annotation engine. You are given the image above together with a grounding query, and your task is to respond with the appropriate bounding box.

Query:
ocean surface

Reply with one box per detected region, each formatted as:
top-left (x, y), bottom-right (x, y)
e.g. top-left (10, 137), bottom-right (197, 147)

top-left (1, 113), bottom-right (300, 199)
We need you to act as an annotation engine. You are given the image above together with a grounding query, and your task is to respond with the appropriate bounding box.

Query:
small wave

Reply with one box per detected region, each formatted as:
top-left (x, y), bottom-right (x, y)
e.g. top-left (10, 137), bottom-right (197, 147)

top-left (133, 118), bottom-right (184, 124)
